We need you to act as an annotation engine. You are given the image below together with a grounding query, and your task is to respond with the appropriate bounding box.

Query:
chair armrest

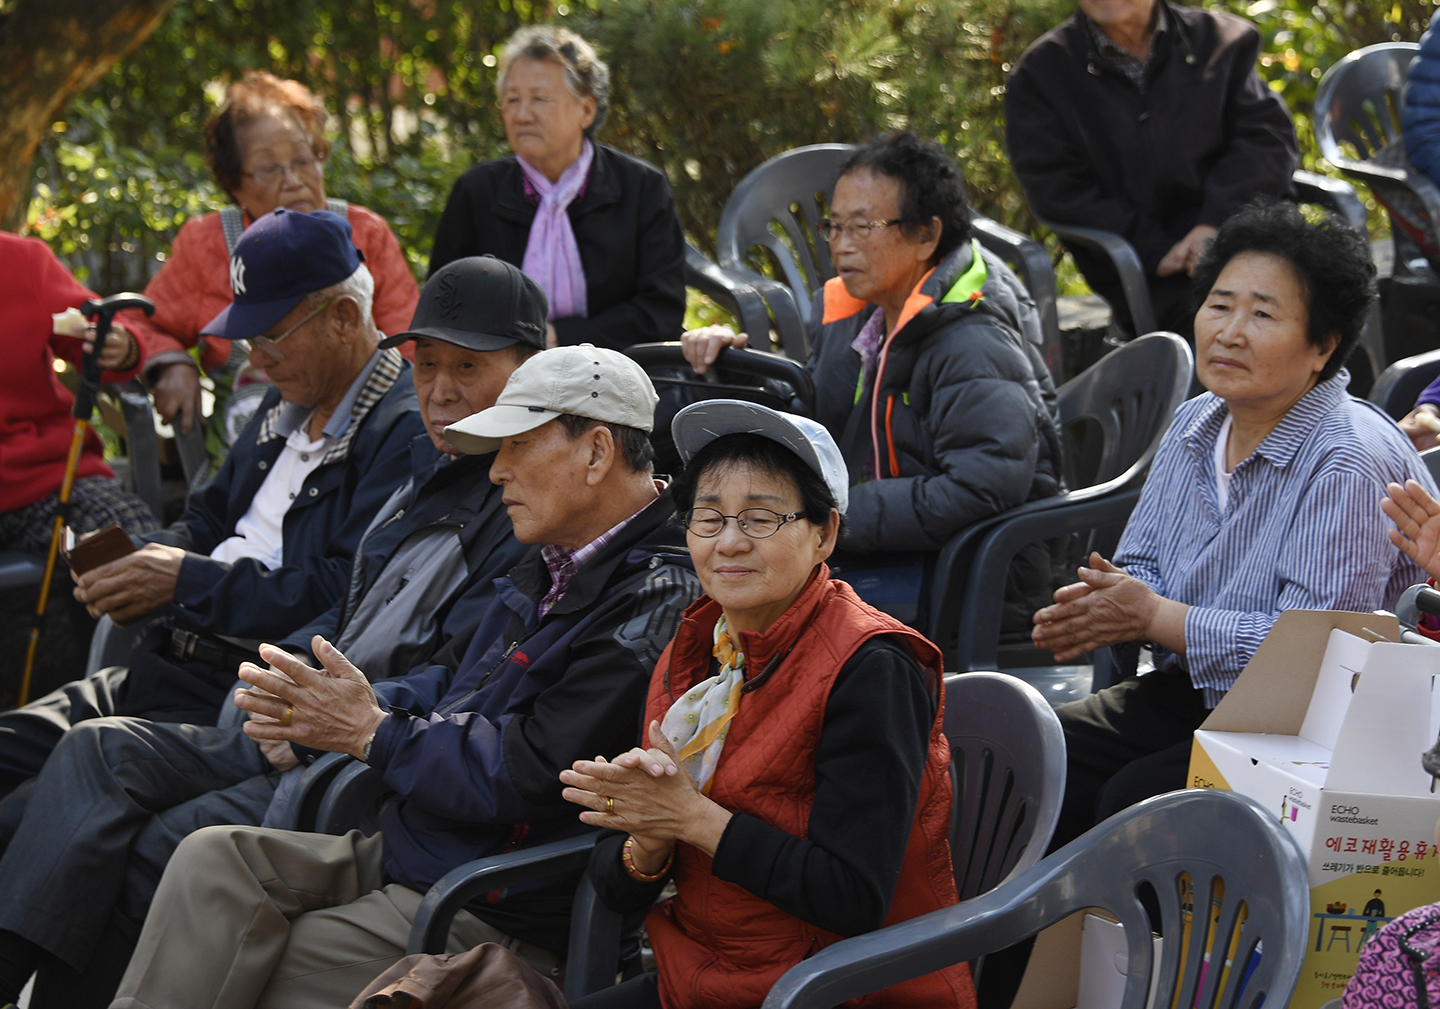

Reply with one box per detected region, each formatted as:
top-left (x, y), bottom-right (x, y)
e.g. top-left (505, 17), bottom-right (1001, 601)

top-left (1292, 170), bottom-right (1369, 235)
top-left (314, 758), bottom-right (393, 835)
top-left (271, 751), bottom-right (353, 832)
top-left (406, 833), bottom-right (601, 956)
top-left (173, 421), bottom-right (211, 496)
top-left (762, 853), bottom-right (1077, 1009)
top-left (683, 244), bottom-right (773, 345)
top-left (625, 343), bottom-right (816, 416)
top-left (1034, 217), bottom-right (1156, 336)
top-left (0, 551), bottom-right (44, 591)
top-left (950, 486), bottom-right (1145, 671)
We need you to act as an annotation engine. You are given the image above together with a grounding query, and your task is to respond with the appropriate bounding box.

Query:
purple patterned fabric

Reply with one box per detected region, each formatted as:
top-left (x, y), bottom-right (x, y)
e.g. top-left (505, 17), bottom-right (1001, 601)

top-left (517, 139), bottom-right (594, 321)
top-left (850, 307), bottom-right (886, 398)
top-left (537, 498), bottom-right (648, 618)
top-left (1342, 903), bottom-right (1440, 1008)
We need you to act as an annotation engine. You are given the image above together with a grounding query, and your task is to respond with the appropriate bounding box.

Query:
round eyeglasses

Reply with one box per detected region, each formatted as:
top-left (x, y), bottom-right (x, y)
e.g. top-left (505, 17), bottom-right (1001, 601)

top-left (685, 507), bottom-right (802, 539)
top-left (816, 217), bottom-right (905, 243)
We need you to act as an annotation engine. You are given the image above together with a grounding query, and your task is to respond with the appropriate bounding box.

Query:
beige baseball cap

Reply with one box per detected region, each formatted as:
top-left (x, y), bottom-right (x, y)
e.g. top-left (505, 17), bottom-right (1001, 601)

top-left (444, 344), bottom-right (659, 455)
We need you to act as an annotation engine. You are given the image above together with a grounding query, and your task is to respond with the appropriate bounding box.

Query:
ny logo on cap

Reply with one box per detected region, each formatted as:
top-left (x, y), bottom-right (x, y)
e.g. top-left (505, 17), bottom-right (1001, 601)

top-left (230, 254), bottom-right (248, 296)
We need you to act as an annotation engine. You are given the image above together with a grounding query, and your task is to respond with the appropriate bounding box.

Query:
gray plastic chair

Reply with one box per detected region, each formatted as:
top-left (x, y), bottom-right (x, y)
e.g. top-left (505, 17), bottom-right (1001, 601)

top-left (931, 332), bottom-right (1193, 672)
top-left (398, 671), bottom-right (1066, 1001)
top-left (762, 788), bottom-right (1310, 1009)
top-left (1423, 446), bottom-right (1440, 485)
top-left (1370, 347), bottom-right (1440, 419)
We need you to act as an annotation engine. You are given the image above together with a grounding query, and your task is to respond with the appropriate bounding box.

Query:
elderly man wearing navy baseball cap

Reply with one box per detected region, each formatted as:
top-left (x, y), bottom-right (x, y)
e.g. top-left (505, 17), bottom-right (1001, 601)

top-left (0, 209), bottom-right (425, 815)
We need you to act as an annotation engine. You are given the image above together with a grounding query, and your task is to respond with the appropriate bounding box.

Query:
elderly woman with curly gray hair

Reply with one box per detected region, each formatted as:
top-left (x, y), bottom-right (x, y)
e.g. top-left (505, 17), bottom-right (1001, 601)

top-left (428, 26), bottom-right (685, 350)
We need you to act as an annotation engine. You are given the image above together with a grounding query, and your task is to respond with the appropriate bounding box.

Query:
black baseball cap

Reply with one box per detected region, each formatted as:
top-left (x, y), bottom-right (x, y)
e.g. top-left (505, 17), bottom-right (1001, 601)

top-left (380, 256), bottom-right (549, 352)
top-left (201, 208), bottom-right (364, 340)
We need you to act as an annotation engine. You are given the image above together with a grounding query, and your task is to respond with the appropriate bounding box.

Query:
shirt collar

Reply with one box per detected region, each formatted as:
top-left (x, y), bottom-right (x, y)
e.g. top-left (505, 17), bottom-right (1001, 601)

top-left (1182, 369), bottom-right (1352, 470)
top-left (255, 347), bottom-right (404, 465)
top-left (537, 490), bottom-right (658, 617)
top-left (1082, 4), bottom-right (1167, 63)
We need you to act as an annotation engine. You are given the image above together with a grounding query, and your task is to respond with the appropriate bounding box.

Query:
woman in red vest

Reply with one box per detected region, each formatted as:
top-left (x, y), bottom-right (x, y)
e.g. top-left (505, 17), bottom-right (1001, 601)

top-left (560, 399), bottom-right (974, 1009)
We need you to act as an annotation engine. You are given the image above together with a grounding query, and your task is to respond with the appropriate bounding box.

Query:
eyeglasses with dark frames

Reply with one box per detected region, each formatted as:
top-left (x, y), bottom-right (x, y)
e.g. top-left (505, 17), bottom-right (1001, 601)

top-left (685, 507), bottom-right (802, 539)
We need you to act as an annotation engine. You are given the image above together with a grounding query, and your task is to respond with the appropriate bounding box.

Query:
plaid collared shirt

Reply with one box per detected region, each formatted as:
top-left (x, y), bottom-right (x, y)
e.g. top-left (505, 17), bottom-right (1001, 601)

top-left (538, 498), bottom-right (653, 619)
top-left (1083, 6), bottom-right (1167, 91)
top-left (254, 347), bottom-right (403, 465)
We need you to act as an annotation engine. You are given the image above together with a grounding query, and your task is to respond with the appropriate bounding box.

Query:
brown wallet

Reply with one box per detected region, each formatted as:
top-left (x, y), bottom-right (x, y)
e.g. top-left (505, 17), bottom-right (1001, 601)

top-left (62, 523), bottom-right (137, 575)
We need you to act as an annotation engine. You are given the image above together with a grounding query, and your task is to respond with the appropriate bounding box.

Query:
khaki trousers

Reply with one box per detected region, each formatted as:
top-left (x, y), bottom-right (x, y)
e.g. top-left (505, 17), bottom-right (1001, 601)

top-left (110, 825), bottom-right (560, 1009)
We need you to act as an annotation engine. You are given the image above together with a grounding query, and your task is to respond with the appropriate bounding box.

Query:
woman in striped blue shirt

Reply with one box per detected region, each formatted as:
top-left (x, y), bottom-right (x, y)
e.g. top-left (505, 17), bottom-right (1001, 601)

top-left (1032, 199), bottom-right (1434, 847)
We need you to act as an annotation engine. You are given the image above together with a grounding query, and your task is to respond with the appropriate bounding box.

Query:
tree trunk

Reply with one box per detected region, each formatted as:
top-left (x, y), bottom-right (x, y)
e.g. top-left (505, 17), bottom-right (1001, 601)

top-left (0, 0), bottom-right (174, 230)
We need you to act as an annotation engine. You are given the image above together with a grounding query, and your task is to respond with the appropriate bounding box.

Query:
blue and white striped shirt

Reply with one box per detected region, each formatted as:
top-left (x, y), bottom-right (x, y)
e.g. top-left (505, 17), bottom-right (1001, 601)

top-left (1115, 369), bottom-right (1434, 706)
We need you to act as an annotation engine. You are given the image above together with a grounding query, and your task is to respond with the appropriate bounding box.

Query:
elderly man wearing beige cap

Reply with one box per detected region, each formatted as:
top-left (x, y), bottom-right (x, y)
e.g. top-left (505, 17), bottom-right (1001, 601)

top-left (111, 346), bottom-right (701, 1009)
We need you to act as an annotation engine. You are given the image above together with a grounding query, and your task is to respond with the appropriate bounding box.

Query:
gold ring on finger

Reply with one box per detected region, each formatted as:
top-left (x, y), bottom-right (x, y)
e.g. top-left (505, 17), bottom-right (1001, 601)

top-left (604, 795), bottom-right (615, 815)
top-left (280, 704), bottom-right (293, 727)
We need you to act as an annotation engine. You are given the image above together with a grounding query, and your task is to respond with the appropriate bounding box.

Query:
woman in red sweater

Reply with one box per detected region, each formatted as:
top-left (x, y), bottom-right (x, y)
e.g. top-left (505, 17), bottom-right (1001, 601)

top-left (126, 71), bottom-right (419, 443)
top-left (0, 232), bottom-right (158, 553)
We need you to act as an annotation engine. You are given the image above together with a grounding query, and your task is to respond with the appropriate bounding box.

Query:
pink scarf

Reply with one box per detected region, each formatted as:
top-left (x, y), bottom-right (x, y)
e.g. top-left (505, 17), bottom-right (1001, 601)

top-left (517, 139), bottom-right (594, 321)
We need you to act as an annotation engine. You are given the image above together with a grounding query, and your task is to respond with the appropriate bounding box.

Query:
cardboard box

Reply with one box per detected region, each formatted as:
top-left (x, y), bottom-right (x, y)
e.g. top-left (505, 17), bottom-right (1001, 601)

top-left (1188, 610), bottom-right (1440, 1009)
top-left (1075, 914), bottom-right (1161, 1009)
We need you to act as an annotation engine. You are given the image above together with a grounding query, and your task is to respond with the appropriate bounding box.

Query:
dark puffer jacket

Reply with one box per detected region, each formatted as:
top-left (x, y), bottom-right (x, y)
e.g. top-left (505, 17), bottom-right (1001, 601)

top-left (808, 239), bottom-right (1062, 555)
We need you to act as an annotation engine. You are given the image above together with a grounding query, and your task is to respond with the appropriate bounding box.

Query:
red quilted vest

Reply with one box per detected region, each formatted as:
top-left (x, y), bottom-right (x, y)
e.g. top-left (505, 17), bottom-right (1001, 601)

top-left (643, 567), bottom-right (975, 1009)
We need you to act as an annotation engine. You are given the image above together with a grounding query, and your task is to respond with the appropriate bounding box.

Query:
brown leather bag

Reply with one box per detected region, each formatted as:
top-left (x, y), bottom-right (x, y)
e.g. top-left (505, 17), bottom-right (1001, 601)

top-left (350, 943), bottom-right (566, 1009)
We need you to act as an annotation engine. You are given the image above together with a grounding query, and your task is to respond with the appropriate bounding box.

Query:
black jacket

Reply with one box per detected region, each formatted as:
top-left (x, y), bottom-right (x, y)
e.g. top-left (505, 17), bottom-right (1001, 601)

top-left (368, 489), bottom-right (701, 954)
top-left (808, 240), bottom-right (1062, 555)
top-left (427, 143), bottom-right (686, 350)
top-left (1005, 2), bottom-right (1298, 275)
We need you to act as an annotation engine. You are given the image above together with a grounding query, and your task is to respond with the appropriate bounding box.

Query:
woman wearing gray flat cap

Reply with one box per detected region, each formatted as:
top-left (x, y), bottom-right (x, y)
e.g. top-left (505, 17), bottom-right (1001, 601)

top-left (558, 400), bottom-right (975, 1009)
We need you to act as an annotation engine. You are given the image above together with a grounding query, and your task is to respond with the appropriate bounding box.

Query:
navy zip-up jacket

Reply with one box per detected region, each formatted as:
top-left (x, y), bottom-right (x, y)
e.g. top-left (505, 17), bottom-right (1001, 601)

top-left (368, 489), bottom-right (700, 954)
top-left (143, 351), bottom-right (423, 639)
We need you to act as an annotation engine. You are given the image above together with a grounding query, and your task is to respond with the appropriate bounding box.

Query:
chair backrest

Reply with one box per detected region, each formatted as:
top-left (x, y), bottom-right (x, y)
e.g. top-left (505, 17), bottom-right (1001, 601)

top-left (1424, 445), bottom-right (1440, 485)
top-left (1370, 347), bottom-right (1440, 419)
top-left (1315, 43), bottom-right (1440, 261)
top-left (970, 215), bottom-right (1064, 383)
top-left (943, 672), bottom-right (1064, 902)
top-left (1055, 331), bottom-right (1194, 491)
top-left (762, 789), bottom-right (1311, 1009)
top-left (715, 144), bottom-right (854, 330)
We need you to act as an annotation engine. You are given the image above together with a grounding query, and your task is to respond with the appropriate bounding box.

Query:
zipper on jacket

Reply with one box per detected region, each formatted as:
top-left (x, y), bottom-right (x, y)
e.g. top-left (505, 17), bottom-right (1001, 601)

top-left (437, 635), bottom-right (529, 717)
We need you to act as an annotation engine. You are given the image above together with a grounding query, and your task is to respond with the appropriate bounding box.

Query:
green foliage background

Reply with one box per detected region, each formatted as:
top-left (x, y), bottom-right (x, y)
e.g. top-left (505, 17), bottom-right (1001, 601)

top-left (22, 0), bottom-right (1437, 300)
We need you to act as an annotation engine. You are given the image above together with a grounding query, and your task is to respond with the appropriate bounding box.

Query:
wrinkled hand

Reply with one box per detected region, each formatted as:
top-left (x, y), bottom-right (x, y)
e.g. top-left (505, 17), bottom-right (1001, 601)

top-left (150, 361), bottom-right (204, 436)
top-left (1031, 552), bottom-right (1186, 661)
top-left (680, 325), bottom-right (748, 375)
top-left (81, 322), bottom-right (137, 371)
top-left (1383, 479), bottom-right (1440, 581)
top-left (560, 721), bottom-right (731, 862)
top-left (242, 668), bottom-right (301, 771)
top-left (235, 637), bottom-right (386, 760)
top-left (1400, 405), bottom-right (1440, 452)
top-left (1157, 224), bottom-right (1219, 278)
top-left (72, 543), bottom-right (183, 625)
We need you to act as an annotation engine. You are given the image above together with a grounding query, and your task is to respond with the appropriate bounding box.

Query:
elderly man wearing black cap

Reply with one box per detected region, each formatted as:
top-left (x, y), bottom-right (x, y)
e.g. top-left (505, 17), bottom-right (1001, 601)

top-left (0, 256), bottom-right (553, 1009)
top-left (111, 346), bottom-right (700, 1009)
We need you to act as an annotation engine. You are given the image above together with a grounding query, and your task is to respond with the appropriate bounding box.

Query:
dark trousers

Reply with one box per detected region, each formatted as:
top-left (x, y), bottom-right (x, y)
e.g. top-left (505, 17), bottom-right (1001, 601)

top-left (568, 972), bottom-right (661, 1009)
top-left (1052, 666), bottom-right (1211, 851)
top-left (0, 716), bottom-right (275, 1009)
top-left (0, 623), bottom-right (238, 808)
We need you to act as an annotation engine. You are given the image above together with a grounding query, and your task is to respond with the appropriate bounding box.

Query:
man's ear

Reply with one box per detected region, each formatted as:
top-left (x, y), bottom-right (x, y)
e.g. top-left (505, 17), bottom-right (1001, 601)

top-left (330, 295), bottom-right (363, 342)
top-left (584, 423), bottom-right (617, 486)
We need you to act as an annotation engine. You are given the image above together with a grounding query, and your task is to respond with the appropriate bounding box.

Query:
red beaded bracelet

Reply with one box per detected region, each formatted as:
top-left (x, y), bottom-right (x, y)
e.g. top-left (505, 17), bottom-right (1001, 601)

top-left (623, 835), bottom-right (673, 882)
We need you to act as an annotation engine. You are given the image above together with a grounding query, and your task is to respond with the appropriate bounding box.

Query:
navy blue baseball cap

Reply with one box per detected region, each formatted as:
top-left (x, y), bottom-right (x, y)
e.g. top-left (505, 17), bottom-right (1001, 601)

top-left (200, 208), bottom-right (365, 340)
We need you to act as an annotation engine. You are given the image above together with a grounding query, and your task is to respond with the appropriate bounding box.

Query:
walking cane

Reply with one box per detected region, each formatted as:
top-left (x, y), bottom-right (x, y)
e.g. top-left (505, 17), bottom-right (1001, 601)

top-left (19, 292), bottom-right (155, 706)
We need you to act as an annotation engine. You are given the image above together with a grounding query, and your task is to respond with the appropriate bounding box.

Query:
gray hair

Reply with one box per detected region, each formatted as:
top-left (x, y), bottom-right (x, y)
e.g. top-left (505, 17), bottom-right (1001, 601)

top-left (312, 264), bottom-right (375, 323)
top-left (496, 25), bottom-right (610, 138)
